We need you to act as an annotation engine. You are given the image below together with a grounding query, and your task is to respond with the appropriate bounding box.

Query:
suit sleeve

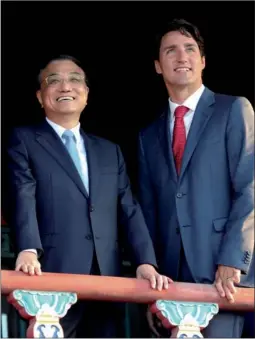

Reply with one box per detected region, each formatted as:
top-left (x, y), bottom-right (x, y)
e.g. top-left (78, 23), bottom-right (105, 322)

top-left (216, 97), bottom-right (254, 273)
top-left (7, 129), bottom-right (43, 255)
top-left (116, 145), bottom-right (158, 268)
top-left (137, 133), bottom-right (157, 245)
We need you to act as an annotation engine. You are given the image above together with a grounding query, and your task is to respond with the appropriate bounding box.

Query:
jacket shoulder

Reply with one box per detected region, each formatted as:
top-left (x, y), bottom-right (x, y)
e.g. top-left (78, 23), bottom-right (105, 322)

top-left (139, 112), bottom-right (166, 140)
top-left (8, 125), bottom-right (37, 142)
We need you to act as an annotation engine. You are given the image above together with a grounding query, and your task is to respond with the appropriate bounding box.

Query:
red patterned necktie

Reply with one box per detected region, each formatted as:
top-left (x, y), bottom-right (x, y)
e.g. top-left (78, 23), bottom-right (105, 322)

top-left (172, 105), bottom-right (189, 175)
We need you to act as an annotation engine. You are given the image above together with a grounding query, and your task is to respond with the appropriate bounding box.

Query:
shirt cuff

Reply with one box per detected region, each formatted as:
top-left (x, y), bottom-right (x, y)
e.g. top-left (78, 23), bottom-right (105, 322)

top-left (21, 249), bottom-right (37, 255)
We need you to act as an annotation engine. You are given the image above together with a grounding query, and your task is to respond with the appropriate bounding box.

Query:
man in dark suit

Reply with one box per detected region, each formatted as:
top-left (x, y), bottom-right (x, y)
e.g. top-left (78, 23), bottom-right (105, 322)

top-left (138, 19), bottom-right (254, 337)
top-left (7, 55), bottom-right (170, 337)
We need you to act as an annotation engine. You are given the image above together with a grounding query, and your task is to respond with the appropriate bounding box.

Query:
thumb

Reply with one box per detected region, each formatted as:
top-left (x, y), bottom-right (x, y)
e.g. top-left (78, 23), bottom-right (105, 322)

top-left (233, 270), bottom-right (241, 284)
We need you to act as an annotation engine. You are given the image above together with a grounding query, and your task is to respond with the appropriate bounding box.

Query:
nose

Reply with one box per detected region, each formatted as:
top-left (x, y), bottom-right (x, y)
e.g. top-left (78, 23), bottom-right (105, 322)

top-left (59, 79), bottom-right (72, 92)
top-left (176, 49), bottom-right (188, 63)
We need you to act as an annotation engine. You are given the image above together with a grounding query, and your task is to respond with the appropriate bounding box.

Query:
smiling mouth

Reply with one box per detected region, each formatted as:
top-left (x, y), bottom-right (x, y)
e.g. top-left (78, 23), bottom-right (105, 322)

top-left (174, 67), bottom-right (191, 72)
top-left (56, 96), bottom-right (75, 102)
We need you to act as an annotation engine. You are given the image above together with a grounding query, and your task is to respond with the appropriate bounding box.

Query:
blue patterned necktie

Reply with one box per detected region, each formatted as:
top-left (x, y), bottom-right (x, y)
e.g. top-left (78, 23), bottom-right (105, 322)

top-left (62, 130), bottom-right (88, 193)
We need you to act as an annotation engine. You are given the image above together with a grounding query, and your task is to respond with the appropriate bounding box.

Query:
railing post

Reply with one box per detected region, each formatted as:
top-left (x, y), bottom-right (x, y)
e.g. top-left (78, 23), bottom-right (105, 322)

top-left (151, 300), bottom-right (219, 338)
top-left (7, 290), bottom-right (77, 338)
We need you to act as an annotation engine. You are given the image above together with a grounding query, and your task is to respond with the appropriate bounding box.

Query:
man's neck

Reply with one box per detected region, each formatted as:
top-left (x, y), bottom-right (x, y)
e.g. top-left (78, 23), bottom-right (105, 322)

top-left (167, 83), bottom-right (202, 104)
top-left (45, 114), bottom-right (80, 130)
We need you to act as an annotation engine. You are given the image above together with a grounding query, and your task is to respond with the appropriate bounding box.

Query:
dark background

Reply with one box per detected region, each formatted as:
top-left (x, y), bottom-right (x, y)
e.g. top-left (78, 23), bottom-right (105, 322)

top-left (1, 2), bottom-right (254, 337)
top-left (2, 0), bottom-right (255, 197)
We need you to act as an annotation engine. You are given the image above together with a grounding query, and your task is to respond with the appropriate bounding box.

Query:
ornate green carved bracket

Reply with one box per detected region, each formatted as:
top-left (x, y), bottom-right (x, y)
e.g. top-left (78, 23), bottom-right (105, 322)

top-left (151, 300), bottom-right (219, 338)
top-left (8, 290), bottom-right (77, 338)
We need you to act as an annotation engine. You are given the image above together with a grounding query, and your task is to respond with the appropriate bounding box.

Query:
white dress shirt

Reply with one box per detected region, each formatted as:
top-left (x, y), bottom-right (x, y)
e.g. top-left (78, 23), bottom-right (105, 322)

top-left (23, 118), bottom-right (89, 256)
top-left (169, 84), bottom-right (205, 140)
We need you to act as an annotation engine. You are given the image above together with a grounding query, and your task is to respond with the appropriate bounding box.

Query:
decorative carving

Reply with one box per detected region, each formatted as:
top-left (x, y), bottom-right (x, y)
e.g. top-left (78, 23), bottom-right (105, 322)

top-left (151, 300), bottom-right (219, 338)
top-left (8, 290), bottom-right (77, 338)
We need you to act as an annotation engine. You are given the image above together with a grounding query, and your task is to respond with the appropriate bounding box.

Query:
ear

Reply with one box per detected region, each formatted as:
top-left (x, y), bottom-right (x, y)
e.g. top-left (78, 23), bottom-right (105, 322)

top-left (201, 56), bottom-right (206, 70)
top-left (36, 90), bottom-right (43, 107)
top-left (154, 60), bottom-right (162, 75)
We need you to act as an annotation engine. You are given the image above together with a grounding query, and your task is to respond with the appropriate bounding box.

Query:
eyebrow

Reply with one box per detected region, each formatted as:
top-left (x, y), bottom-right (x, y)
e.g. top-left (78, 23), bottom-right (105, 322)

top-left (47, 71), bottom-right (83, 77)
top-left (46, 72), bottom-right (58, 77)
top-left (163, 43), bottom-right (197, 51)
top-left (69, 71), bottom-right (83, 75)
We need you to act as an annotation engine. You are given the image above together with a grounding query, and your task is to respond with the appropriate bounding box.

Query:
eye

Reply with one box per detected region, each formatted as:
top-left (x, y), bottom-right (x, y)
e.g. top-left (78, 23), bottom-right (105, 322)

top-left (166, 48), bottom-right (175, 54)
top-left (70, 77), bottom-right (80, 82)
top-left (47, 77), bottom-right (61, 85)
top-left (49, 79), bottom-right (60, 84)
top-left (69, 76), bottom-right (84, 83)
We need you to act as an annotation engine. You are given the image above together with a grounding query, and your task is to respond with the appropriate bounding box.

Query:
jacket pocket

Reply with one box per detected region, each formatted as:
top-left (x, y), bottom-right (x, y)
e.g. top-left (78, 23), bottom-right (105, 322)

top-left (213, 217), bottom-right (228, 232)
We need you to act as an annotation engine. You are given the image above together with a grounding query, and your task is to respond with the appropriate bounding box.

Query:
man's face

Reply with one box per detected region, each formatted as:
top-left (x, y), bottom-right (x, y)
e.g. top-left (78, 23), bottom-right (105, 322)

top-left (155, 31), bottom-right (205, 89)
top-left (36, 59), bottom-right (89, 117)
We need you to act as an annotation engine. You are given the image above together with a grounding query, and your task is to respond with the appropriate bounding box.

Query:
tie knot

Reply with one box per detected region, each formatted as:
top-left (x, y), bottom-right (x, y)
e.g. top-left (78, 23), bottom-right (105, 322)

top-left (174, 105), bottom-right (189, 118)
top-left (62, 130), bottom-right (76, 141)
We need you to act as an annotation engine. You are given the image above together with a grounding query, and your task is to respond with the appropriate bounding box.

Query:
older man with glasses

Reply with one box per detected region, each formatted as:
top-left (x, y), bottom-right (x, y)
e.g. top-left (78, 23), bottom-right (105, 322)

top-left (7, 54), bottom-right (171, 338)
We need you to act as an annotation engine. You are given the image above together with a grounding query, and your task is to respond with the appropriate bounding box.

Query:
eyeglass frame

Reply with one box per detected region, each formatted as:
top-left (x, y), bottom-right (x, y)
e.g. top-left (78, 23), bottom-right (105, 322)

top-left (40, 72), bottom-right (88, 88)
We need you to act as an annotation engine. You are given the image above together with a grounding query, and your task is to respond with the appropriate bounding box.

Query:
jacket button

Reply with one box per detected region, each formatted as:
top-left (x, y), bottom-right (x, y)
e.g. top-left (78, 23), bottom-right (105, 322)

top-left (176, 226), bottom-right (180, 234)
top-left (89, 205), bottom-right (94, 212)
top-left (176, 192), bottom-right (183, 198)
top-left (85, 234), bottom-right (92, 240)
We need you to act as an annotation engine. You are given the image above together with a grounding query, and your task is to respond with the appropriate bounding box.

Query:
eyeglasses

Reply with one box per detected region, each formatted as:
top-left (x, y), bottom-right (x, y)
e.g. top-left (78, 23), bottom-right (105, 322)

top-left (42, 73), bottom-right (86, 88)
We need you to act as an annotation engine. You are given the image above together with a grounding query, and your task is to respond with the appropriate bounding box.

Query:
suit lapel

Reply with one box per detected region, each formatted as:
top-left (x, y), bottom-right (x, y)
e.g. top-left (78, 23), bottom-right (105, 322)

top-left (179, 88), bottom-right (215, 180)
top-left (81, 131), bottom-right (100, 205)
top-left (35, 121), bottom-right (89, 199)
top-left (157, 105), bottom-right (178, 183)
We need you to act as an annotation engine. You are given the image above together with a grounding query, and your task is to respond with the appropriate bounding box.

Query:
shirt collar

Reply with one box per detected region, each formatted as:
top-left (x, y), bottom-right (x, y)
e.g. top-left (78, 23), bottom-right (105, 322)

top-left (169, 84), bottom-right (205, 119)
top-left (46, 117), bottom-right (81, 143)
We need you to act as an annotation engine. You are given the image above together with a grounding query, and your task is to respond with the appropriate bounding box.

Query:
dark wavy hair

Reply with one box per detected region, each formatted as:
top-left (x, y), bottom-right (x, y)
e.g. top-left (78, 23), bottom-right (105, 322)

top-left (154, 18), bottom-right (205, 60)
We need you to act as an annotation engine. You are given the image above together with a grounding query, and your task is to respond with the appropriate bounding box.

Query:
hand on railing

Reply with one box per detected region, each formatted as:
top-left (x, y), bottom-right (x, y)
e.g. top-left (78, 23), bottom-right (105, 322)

top-left (15, 251), bottom-right (42, 276)
top-left (136, 264), bottom-right (173, 290)
top-left (2, 270), bottom-right (254, 338)
top-left (214, 265), bottom-right (241, 303)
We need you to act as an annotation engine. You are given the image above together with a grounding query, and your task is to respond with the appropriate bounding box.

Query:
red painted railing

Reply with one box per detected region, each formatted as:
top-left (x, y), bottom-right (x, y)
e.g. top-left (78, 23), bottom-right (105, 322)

top-left (2, 270), bottom-right (254, 311)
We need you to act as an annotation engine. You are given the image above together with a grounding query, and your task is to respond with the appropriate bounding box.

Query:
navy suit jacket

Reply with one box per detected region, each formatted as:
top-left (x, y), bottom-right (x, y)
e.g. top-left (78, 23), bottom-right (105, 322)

top-left (7, 121), bottom-right (157, 276)
top-left (138, 87), bottom-right (254, 287)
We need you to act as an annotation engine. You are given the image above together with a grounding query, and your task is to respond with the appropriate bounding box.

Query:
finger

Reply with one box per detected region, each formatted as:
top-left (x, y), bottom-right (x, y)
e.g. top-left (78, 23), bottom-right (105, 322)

top-left (162, 276), bottom-right (169, 289)
top-left (149, 275), bottom-right (157, 289)
top-left (34, 266), bottom-right (42, 275)
top-left (15, 264), bottom-right (22, 271)
top-left (156, 275), bottom-right (163, 291)
top-left (215, 278), bottom-right (225, 297)
top-left (226, 279), bottom-right (236, 294)
top-left (21, 264), bottom-right (29, 274)
top-left (223, 284), bottom-right (234, 303)
top-left (168, 277), bottom-right (174, 283)
top-left (233, 271), bottom-right (241, 284)
top-left (28, 265), bottom-right (35, 276)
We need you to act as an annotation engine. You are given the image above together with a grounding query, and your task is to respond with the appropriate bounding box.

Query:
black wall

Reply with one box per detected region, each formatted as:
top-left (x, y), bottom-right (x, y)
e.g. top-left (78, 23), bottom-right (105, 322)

top-left (2, 0), bottom-right (255, 197)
